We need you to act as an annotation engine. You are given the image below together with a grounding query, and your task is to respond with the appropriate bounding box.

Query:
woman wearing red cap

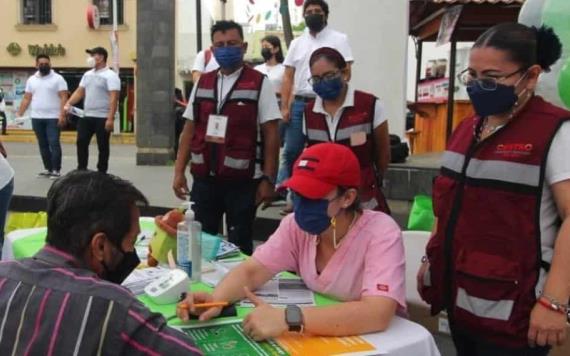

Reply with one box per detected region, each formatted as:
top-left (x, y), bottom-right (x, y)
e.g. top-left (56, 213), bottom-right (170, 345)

top-left (303, 47), bottom-right (391, 214)
top-left (177, 143), bottom-right (405, 340)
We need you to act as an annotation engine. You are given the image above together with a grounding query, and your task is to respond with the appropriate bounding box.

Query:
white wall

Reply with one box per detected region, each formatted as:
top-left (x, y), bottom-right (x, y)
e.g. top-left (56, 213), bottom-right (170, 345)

top-left (328, 0), bottom-right (409, 137)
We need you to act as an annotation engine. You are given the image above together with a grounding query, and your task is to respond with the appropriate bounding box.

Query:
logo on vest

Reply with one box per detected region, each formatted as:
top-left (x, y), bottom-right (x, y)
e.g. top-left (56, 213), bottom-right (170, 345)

top-left (496, 143), bottom-right (533, 157)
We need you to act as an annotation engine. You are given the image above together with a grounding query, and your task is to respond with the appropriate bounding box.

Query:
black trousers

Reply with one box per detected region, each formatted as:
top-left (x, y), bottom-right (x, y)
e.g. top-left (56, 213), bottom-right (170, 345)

top-left (190, 177), bottom-right (259, 255)
top-left (77, 117), bottom-right (111, 173)
top-left (450, 321), bottom-right (551, 356)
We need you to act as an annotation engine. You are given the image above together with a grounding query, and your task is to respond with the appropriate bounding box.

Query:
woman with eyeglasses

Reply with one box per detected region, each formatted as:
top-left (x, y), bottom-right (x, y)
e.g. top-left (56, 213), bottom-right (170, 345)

top-left (303, 47), bottom-right (391, 213)
top-left (177, 143), bottom-right (405, 341)
top-left (417, 23), bottom-right (570, 356)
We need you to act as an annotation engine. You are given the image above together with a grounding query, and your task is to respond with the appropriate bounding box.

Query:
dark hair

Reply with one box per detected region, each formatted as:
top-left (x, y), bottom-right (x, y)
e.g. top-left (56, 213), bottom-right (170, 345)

top-left (303, 0), bottom-right (329, 17)
top-left (36, 54), bottom-right (50, 62)
top-left (473, 23), bottom-right (562, 72)
top-left (46, 171), bottom-right (148, 258)
top-left (261, 35), bottom-right (284, 63)
top-left (211, 20), bottom-right (244, 41)
top-left (309, 47), bottom-right (347, 70)
top-left (337, 186), bottom-right (362, 213)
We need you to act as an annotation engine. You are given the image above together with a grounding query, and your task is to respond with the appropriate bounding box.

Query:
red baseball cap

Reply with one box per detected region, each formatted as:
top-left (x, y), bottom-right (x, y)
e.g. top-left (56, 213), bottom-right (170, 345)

top-left (282, 143), bottom-right (361, 199)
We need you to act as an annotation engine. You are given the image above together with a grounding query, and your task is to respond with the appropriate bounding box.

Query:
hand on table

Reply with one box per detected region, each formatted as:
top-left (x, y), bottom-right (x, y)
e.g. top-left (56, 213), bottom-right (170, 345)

top-left (176, 292), bottom-right (222, 322)
top-left (242, 287), bottom-right (288, 341)
top-left (528, 302), bottom-right (567, 347)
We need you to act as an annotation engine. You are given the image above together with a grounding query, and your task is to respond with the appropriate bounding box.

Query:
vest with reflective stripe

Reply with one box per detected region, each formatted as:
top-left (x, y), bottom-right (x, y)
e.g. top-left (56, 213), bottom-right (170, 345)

top-left (305, 90), bottom-right (390, 213)
top-left (422, 96), bottom-right (570, 348)
top-left (190, 66), bottom-right (263, 179)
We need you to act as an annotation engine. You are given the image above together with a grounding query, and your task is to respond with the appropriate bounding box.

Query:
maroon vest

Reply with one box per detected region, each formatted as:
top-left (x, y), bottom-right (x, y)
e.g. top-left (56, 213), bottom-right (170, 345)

top-left (421, 96), bottom-right (570, 348)
top-left (190, 66), bottom-right (263, 180)
top-left (305, 90), bottom-right (390, 213)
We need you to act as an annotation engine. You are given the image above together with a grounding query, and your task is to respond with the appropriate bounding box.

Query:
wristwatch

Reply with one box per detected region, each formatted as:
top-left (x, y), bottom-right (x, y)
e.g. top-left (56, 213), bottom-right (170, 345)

top-left (260, 174), bottom-right (276, 185)
top-left (285, 305), bottom-right (304, 333)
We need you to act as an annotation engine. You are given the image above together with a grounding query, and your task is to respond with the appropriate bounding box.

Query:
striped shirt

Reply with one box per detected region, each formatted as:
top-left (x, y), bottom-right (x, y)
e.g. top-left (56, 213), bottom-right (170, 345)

top-left (0, 246), bottom-right (202, 355)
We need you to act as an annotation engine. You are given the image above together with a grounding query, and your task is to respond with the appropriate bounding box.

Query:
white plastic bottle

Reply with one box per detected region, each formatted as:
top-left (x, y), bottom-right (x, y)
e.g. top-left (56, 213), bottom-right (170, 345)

top-left (176, 202), bottom-right (193, 277)
top-left (190, 218), bottom-right (202, 282)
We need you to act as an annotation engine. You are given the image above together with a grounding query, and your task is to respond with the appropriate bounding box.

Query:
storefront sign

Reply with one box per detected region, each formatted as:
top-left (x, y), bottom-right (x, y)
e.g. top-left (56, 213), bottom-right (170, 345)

top-left (6, 43), bottom-right (22, 56)
top-left (28, 44), bottom-right (66, 57)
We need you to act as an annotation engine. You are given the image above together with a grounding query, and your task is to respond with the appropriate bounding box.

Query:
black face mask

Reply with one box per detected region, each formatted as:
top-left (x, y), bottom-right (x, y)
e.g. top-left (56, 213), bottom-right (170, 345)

top-left (102, 248), bottom-right (140, 284)
top-left (261, 48), bottom-right (273, 61)
top-left (38, 65), bottom-right (51, 76)
top-left (305, 14), bottom-right (325, 33)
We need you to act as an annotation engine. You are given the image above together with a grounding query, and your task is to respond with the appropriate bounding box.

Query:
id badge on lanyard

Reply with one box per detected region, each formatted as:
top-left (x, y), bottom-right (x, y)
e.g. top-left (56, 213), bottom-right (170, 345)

top-left (205, 114), bottom-right (228, 144)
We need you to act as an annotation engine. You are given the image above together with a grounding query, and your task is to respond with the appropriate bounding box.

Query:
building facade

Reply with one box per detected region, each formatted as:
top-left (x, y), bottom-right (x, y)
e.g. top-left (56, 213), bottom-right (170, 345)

top-left (0, 0), bottom-right (136, 132)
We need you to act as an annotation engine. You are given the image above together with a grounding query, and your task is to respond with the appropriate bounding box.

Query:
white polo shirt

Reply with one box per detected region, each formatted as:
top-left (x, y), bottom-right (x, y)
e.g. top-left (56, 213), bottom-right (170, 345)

top-left (24, 70), bottom-right (68, 119)
top-left (79, 67), bottom-right (121, 118)
top-left (284, 26), bottom-right (354, 97)
top-left (302, 84), bottom-right (387, 139)
top-left (192, 49), bottom-right (220, 74)
top-left (183, 67), bottom-right (282, 178)
top-left (254, 63), bottom-right (285, 94)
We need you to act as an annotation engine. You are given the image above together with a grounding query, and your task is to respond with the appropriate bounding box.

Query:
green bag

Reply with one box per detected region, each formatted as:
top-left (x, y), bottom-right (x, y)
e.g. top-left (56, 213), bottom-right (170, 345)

top-left (407, 195), bottom-right (435, 231)
top-left (5, 212), bottom-right (48, 234)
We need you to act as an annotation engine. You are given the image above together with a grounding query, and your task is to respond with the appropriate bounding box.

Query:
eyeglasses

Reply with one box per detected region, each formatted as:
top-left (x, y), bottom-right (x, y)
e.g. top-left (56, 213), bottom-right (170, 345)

top-left (308, 71), bottom-right (341, 86)
top-left (457, 68), bottom-right (526, 91)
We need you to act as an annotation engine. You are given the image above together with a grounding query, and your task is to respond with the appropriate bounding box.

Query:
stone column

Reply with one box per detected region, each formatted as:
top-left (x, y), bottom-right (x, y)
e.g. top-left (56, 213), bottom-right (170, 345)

top-left (136, 0), bottom-right (175, 165)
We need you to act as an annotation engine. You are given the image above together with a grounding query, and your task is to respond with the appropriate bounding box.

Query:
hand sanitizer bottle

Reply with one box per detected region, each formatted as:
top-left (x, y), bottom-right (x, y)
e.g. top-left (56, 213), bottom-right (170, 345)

top-left (190, 218), bottom-right (202, 282)
top-left (176, 201), bottom-right (193, 277)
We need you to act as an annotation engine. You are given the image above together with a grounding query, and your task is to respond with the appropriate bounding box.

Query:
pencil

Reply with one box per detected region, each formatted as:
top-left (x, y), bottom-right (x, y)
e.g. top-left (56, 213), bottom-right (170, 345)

top-left (177, 301), bottom-right (229, 309)
top-left (192, 302), bottom-right (229, 308)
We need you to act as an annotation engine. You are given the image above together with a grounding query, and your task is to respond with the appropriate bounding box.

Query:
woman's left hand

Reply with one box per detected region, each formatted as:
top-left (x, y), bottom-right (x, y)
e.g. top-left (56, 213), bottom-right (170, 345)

top-left (242, 287), bottom-right (288, 341)
top-left (528, 302), bottom-right (567, 347)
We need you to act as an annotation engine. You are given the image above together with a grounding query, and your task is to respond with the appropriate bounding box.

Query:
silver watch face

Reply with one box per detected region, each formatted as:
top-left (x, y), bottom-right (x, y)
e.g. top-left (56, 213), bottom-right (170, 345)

top-left (286, 306), bottom-right (303, 325)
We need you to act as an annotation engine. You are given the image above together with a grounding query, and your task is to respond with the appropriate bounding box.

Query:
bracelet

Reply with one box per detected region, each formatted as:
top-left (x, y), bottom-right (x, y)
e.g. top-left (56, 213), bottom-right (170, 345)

top-left (537, 297), bottom-right (567, 315)
top-left (540, 293), bottom-right (569, 311)
top-left (421, 255), bottom-right (428, 263)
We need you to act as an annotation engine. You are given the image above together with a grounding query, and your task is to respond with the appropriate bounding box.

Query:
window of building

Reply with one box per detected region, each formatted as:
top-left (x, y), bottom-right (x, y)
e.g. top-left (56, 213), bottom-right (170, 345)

top-left (93, 0), bottom-right (124, 25)
top-left (21, 0), bottom-right (52, 25)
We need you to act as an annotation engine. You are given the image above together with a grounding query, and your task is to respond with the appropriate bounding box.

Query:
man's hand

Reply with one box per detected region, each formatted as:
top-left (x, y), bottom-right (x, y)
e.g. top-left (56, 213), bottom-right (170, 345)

top-left (63, 103), bottom-right (71, 114)
top-left (256, 179), bottom-right (275, 210)
top-left (0, 143), bottom-right (7, 158)
top-left (105, 119), bottom-right (114, 133)
top-left (58, 115), bottom-right (67, 128)
top-left (173, 173), bottom-right (190, 200)
top-left (528, 301), bottom-right (567, 347)
top-left (242, 287), bottom-right (288, 341)
top-left (176, 292), bottom-right (222, 322)
top-left (281, 107), bottom-right (291, 124)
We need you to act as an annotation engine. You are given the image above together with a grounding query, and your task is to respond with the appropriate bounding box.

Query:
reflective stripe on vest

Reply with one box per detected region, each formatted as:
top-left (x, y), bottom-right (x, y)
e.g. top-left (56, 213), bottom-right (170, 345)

top-left (230, 90), bottom-right (259, 101)
top-left (196, 88), bottom-right (215, 100)
top-left (442, 150), bottom-right (540, 187)
top-left (192, 153), bottom-right (205, 164)
top-left (307, 129), bottom-right (329, 142)
top-left (456, 288), bottom-right (514, 321)
top-left (336, 123), bottom-right (372, 141)
top-left (224, 156), bottom-right (250, 170)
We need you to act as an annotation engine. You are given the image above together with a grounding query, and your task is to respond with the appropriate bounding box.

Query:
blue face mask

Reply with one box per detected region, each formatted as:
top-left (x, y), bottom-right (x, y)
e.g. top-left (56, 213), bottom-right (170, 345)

top-left (467, 82), bottom-right (519, 118)
top-left (213, 46), bottom-right (243, 70)
top-left (292, 194), bottom-right (331, 235)
top-left (312, 77), bottom-right (344, 101)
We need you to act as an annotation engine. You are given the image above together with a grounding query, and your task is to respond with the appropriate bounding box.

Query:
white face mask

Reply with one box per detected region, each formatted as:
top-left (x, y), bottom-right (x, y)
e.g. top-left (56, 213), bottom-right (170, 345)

top-left (86, 57), bottom-right (96, 68)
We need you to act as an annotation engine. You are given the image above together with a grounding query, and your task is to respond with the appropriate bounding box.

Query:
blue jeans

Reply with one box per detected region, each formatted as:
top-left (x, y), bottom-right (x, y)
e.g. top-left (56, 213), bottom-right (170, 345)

top-left (277, 98), bottom-right (307, 186)
top-left (32, 119), bottom-right (62, 172)
top-left (0, 178), bottom-right (14, 247)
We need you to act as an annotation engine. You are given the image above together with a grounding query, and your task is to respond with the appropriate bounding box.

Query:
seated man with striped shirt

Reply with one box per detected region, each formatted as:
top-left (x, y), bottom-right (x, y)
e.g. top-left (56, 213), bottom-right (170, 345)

top-left (0, 171), bottom-right (202, 355)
